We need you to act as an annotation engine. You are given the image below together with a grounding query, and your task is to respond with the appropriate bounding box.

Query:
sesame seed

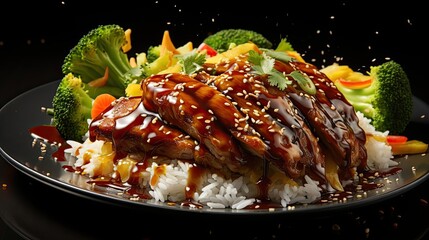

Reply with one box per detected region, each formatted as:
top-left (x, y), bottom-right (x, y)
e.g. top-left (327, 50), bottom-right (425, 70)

top-left (240, 108), bottom-right (250, 114)
top-left (250, 93), bottom-right (259, 99)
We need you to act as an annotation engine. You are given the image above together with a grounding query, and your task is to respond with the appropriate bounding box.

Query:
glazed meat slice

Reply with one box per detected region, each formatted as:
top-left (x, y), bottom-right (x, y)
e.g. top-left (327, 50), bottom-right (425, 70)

top-left (289, 61), bottom-right (367, 168)
top-left (89, 96), bottom-right (196, 161)
top-left (162, 72), bottom-right (270, 159)
top-left (141, 73), bottom-right (247, 173)
top-left (273, 60), bottom-right (367, 169)
top-left (211, 70), bottom-right (324, 179)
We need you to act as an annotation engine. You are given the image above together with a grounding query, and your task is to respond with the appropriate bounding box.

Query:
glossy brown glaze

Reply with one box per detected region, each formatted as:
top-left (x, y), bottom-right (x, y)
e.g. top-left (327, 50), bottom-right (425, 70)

top-left (89, 96), bottom-right (197, 161)
top-left (141, 73), bottom-right (246, 173)
top-left (84, 52), bottom-right (376, 205)
top-left (272, 60), bottom-right (367, 170)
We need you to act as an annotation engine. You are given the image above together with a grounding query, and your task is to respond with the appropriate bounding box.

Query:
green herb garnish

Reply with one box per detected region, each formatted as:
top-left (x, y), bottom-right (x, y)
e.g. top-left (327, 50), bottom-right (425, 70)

top-left (178, 50), bottom-right (207, 74)
top-left (288, 70), bottom-right (316, 95)
top-left (248, 50), bottom-right (291, 90)
top-left (247, 50), bottom-right (316, 95)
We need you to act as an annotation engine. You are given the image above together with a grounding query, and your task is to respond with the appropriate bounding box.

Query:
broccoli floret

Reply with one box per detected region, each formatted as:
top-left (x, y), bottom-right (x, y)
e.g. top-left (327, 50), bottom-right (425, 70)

top-left (203, 29), bottom-right (273, 53)
top-left (146, 45), bottom-right (161, 63)
top-left (335, 60), bottom-right (413, 134)
top-left (49, 73), bottom-right (93, 141)
top-left (62, 24), bottom-right (133, 98)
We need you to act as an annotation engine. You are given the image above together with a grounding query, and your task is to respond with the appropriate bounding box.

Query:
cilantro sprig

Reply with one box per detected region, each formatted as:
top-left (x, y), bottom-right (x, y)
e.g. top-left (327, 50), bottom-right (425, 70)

top-left (248, 50), bottom-right (291, 90)
top-left (177, 50), bottom-right (207, 74)
top-left (247, 50), bottom-right (316, 95)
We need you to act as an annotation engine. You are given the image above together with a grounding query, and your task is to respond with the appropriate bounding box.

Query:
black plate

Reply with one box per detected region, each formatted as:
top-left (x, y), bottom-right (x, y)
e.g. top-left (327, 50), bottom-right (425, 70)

top-left (1, 80), bottom-right (429, 216)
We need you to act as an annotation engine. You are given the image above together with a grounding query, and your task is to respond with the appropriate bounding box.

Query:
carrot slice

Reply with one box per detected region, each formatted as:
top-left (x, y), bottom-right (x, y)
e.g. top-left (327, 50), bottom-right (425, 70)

top-left (91, 93), bottom-right (116, 119)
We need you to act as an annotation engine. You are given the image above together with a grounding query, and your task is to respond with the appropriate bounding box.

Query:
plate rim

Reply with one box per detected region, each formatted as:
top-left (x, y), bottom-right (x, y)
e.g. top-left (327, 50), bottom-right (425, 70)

top-left (1, 80), bottom-right (429, 216)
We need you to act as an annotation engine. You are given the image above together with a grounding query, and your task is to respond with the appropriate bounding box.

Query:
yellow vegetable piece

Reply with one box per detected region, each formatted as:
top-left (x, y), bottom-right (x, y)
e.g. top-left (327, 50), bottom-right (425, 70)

top-left (347, 71), bottom-right (371, 82)
top-left (136, 52), bottom-right (147, 66)
top-left (390, 140), bottom-right (428, 155)
top-left (158, 63), bottom-right (182, 74)
top-left (147, 49), bottom-right (176, 75)
top-left (129, 57), bottom-right (137, 68)
top-left (286, 51), bottom-right (305, 63)
top-left (125, 83), bottom-right (143, 97)
top-left (320, 63), bottom-right (354, 81)
top-left (116, 157), bottom-right (136, 183)
top-left (324, 156), bottom-right (344, 192)
top-left (176, 41), bottom-right (193, 54)
top-left (122, 28), bottom-right (132, 53)
top-left (161, 30), bottom-right (179, 55)
top-left (205, 42), bottom-right (261, 64)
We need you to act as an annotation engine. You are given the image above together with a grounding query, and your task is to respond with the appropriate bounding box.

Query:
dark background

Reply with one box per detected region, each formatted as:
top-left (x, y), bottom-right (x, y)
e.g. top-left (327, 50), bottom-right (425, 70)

top-left (0, 0), bottom-right (427, 107)
top-left (1, 1), bottom-right (428, 239)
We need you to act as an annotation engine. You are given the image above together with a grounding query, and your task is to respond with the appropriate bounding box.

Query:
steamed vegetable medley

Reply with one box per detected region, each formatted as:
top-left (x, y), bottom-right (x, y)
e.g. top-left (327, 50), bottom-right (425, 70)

top-left (44, 24), bottom-right (428, 209)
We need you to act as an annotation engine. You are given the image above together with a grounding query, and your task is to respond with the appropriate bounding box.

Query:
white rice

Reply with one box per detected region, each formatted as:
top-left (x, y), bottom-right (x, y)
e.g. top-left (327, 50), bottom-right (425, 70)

top-left (63, 112), bottom-right (397, 209)
top-left (356, 111), bottom-right (398, 169)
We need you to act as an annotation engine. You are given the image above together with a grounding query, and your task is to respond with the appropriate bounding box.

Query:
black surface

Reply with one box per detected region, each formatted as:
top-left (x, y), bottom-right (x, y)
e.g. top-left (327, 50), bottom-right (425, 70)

top-left (1, 1), bottom-right (429, 239)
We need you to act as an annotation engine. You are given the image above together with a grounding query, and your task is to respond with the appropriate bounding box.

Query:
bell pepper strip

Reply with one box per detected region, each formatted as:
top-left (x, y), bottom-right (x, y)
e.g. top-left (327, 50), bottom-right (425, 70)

top-left (386, 135), bottom-right (408, 144)
top-left (197, 43), bottom-right (217, 57)
top-left (389, 140), bottom-right (428, 155)
top-left (336, 77), bottom-right (372, 89)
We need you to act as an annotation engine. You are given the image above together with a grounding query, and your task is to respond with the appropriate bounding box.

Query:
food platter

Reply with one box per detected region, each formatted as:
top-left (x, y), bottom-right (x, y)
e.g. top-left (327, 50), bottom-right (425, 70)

top-left (1, 79), bottom-right (429, 215)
